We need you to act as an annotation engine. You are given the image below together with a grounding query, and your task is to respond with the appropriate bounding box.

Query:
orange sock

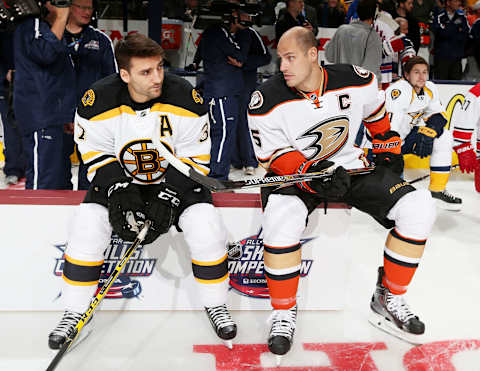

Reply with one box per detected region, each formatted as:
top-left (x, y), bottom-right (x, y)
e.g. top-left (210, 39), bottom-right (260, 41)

top-left (383, 229), bottom-right (426, 295)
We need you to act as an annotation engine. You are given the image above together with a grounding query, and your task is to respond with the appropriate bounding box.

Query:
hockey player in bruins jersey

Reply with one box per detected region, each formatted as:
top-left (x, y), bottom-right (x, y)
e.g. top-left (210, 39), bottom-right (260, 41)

top-left (48, 34), bottom-right (236, 351)
top-left (385, 56), bottom-right (462, 210)
top-left (247, 27), bottom-right (436, 362)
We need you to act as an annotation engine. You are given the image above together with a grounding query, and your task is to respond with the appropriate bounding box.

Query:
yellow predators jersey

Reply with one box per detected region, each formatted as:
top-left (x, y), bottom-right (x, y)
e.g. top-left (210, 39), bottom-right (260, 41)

top-left (247, 65), bottom-right (387, 171)
top-left (385, 79), bottom-right (446, 140)
top-left (75, 73), bottom-right (210, 184)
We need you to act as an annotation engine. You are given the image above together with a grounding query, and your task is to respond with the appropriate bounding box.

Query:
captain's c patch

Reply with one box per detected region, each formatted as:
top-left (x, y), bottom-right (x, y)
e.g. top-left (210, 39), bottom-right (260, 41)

top-left (82, 89), bottom-right (95, 107)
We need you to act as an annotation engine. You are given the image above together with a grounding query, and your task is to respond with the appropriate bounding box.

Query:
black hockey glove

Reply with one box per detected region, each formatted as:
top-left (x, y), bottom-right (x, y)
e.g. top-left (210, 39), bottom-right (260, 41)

top-left (372, 130), bottom-right (404, 175)
top-left (144, 183), bottom-right (181, 245)
top-left (297, 159), bottom-right (350, 199)
top-left (412, 114), bottom-right (445, 158)
top-left (107, 178), bottom-right (146, 242)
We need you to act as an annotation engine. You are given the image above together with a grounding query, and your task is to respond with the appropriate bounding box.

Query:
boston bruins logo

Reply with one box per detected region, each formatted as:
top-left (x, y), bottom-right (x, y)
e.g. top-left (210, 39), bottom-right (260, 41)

top-left (119, 139), bottom-right (173, 183)
top-left (297, 116), bottom-right (349, 160)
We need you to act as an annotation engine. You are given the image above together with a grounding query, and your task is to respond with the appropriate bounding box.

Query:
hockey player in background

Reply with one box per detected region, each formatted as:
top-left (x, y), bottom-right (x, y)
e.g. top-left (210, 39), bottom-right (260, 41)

top-left (48, 34), bottom-right (236, 350)
top-left (385, 56), bottom-right (462, 210)
top-left (248, 26), bottom-right (436, 362)
top-left (453, 82), bottom-right (480, 192)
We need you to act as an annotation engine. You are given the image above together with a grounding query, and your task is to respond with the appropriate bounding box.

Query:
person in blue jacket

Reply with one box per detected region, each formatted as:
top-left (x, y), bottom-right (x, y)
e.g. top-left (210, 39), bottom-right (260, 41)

top-left (431, 0), bottom-right (469, 80)
top-left (231, 12), bottom-right (271, 175)
top-left (192, 10), bottom-right (246, 180)
top-left (64, 0), bottom-right (117, 189)
top-left (0, 31), bottom-right (25, 186)
top-left (13, 2), bottom-right (76, 190)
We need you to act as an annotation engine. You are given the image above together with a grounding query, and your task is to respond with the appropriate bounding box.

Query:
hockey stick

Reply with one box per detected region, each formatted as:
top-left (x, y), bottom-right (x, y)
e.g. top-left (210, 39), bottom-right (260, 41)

top-left (46, 220), bottom-right (151, 371)
top-left (408, 164), bottom-right (460, 184)
top-left (151, 132), bottom-right (374, 191)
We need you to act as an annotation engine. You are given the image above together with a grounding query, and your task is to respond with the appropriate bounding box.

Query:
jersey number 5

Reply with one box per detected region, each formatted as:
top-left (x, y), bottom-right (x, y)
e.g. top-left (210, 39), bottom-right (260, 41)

top-left (250, 129), bottom-right (261, 147)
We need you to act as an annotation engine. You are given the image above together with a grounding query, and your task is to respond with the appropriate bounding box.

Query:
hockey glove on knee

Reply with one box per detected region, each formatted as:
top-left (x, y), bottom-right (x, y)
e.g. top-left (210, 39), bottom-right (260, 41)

top-left (413, 114), bottom-right (446, 158)
top-left (372, 130), bottom-right (404, 175)
top-left (454, 143), bottom-right (476, 173)
top-left (144, 183), bottom-right (181, 244)
top-left (107, 178), bottom-right (146, 242)
top-left (297, 159), bottom-right (350, 199)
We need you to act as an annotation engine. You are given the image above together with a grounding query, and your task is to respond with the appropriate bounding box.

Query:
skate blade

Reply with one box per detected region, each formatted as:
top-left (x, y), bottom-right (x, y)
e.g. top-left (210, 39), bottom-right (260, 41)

top-left (275, 355), bottom-right (283, 367)
top-left (223, 339), bottom-right (233, 350)
top-left (435, 200), bottom-right (462, 212)
top-left (368, 311), bottom-right (425, 345)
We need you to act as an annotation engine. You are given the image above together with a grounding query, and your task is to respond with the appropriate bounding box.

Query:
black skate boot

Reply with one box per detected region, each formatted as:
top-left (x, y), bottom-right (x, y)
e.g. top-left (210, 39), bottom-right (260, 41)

top-left (48, 310), bottom-right (94, 350)
top-left (369, 267), bottom-right (425, 345)
top-left (267, 305), bottom-right (297, 366)
top-left (431, 189), bottom-right (462, 211)
top-left (205, 304), bottom-right (237, 349)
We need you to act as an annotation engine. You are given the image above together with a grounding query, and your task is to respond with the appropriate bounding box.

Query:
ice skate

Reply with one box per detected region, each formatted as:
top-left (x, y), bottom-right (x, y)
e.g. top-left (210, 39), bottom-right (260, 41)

top-left (267, 305), bottom-right (297, 366)
top-left (48, 310), bottom-right (94, 351)
top-left (205, 304), bottom-right (237, 349)
top-left (431, 189), bottom-right (462, 211)
top-left (368, 267), bottom-right (425, 345)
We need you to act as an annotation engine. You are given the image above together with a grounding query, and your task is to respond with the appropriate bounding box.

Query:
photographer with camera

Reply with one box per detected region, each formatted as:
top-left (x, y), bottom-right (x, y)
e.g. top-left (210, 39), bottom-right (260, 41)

top-left (13, 0), bottom-right (76, 189)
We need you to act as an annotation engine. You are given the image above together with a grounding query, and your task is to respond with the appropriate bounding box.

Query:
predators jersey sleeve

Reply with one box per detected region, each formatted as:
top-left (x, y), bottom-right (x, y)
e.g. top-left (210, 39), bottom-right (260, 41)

top-left (75, 75), bottom-right (122, 183)
top-left (385, 80), bottom-right (414, 138)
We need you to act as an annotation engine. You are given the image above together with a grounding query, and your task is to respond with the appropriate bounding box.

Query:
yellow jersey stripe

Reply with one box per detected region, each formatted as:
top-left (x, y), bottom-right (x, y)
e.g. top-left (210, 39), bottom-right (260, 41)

top-left (424, 87), bottom-right (433, 99)
top-left (81, 151), bottom-right (103, 162)
top-left (194, 273), bottom-right (229, 284)
top-left (151, 103), bottom-right (199, 117)
top-left (90, 105), bottom-right (136, 121)
top-left (192, 253), bottom-right (227, 267)
top-left (181, 158), bottom-right (210, 175)
top-left (62, 275), bottom-right (99, 286)
top-left (65, 254), bottom-right (104, 267)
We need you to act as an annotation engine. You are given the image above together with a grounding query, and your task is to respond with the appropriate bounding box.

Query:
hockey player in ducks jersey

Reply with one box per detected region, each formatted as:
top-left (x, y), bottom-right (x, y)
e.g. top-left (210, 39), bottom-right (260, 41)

top-left (48, 34), bottom-right (236, 351)
top-left (385, 56), bottom-right (462, 210)
top-left (247, 27), bottom-right (436, 363)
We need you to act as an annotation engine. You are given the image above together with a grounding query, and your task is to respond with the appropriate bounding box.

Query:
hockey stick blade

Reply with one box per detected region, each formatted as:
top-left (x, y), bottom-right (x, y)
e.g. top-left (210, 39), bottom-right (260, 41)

top-left (46, 221), bottom-right (151, 371)
top-left (214, 166), bottom-right (375, 192)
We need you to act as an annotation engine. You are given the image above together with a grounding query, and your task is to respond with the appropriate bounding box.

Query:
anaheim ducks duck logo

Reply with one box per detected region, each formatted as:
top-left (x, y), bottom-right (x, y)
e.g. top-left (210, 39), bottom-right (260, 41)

top-left (297, 116), bottom-right (349, 160)
top-left (119, 139), bottom-right (173, 183)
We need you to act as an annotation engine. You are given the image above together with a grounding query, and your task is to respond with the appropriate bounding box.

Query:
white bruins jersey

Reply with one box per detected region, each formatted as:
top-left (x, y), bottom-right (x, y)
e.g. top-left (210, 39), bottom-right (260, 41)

top-left (75, 73), bottom-right (210, 184)
top-left (247, 65), bottom-right (388, 171)
top-left (385, 79), bottom-right (446, 140)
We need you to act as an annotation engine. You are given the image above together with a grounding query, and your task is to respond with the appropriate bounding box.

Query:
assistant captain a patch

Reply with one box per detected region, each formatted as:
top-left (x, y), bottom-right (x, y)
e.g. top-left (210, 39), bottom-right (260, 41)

top-left (249, 90), bottom-right (264, 110)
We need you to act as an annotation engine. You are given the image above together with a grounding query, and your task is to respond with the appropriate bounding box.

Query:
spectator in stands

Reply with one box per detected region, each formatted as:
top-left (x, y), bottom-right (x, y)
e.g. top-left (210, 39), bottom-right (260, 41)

top-left (432, 0), bottom-right (469, 80)
top-left (391, 0), bottom-right (421, 52)
top-left (412, 0), bottom-right (436, 23)
top-left (192, 10), bottom-right (246, 180)
top-left (318, 0), bottom-right (346, 28)
top-left (231, 12), bottom-right (271, 176)
top-left (464, 0), bottom-right (480, 80)
top-left (275, 0), bottom-right (318, 43)
top-left (13, 2), bottom-right (76, 190)
top-left (0, 32), bottom-right (25, 186)
top-left (325, 0), bottom-right (383, 84)
top-left (65, 0), bottom-right (117, 189)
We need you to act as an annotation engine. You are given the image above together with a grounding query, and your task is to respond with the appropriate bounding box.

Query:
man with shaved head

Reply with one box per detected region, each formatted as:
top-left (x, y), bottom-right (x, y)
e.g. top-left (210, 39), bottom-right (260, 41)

top-left (248, 26), bottom-right (436, 363)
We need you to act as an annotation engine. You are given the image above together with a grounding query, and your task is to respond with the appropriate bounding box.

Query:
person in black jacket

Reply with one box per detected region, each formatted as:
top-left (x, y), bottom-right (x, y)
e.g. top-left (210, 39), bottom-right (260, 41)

top-left (275, 0), bottom-right (318, 43)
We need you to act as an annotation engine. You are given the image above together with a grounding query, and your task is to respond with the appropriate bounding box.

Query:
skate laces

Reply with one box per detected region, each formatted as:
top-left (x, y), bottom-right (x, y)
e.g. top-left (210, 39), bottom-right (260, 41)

top-left (268, 306), bottom-right (297, 339)
top-left (50, 310), bottom-right (82, 337)
top-left (385, 293), bottom-right (415, 323)
top-left (441, 190), bottom-right (458, 201)
top-left (206, 304), bottom-right (235, 329)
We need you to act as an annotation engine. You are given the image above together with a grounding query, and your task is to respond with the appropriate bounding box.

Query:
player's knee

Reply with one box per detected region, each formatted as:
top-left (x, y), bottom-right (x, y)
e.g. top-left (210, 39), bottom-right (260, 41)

top-left (179, 203), bottom-right (227, 259)
top-left (67, 203), bottom-right (111, 262)
top-left (389, 189), bottom-right (436, 239)
top-left (263, 195), bottom-right (308, 246)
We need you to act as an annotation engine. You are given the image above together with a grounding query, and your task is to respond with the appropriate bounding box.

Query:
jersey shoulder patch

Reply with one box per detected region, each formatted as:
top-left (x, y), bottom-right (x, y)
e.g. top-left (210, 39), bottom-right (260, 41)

top-left (247, 73), bottom-right (301, 115)
top-left (76, 74), bottom-right (126, 120)
top-left (160, 73), bottom-right (207, 116)
top-left (324, 64), bottom-right (374, 92)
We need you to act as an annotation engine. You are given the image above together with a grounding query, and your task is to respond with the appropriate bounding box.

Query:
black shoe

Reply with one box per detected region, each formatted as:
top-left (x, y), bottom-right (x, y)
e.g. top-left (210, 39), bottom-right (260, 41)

top-left (431, 190), bottom-right (462, 211)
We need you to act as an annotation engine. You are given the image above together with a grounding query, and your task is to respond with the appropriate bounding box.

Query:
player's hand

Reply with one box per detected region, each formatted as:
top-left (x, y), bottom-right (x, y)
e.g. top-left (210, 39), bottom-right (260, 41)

top-left (372, 130), bottom-right (404, 174)
top-left (302, 21), bottom-right (313, 31)
top-left (227, 56), bottom-right (243, 67)
top-left (63, 122), bottom-right (74, 134)
top-left (454, 143), bottom-right (476, 173)
top-left (143, 183), bottom-right (181, 244)
top-left (297, 159), bottom-right (351, 198)
top-left (46, 1), bottom-right (70, 19)
top-left (412, 126), bottom-right (437, 158)
top-left (107, 178), bottom-right (146, 242)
